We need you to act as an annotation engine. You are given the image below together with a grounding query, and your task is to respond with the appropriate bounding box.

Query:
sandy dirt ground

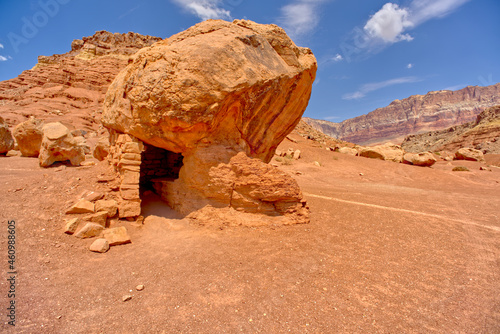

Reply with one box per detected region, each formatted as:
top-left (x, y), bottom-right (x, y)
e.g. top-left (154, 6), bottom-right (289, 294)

top-left (1, 134), bottom-right (499, 333)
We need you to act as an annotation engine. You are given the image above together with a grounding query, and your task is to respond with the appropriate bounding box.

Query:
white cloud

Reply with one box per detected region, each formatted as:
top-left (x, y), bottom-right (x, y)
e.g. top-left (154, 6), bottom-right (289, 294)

top-left (0, 55), bottom-right (8, 61)
top-left (0, 43), bottom-right (4, 49)
top-left (332, 54), bottom-right (343, 62)
top-left (343, 76), bottom-right (421, 100)
top-left (364, 3), bottom-right (414, 43)
top-left (279, 0), bottom-right (326, 38)
top-left (407, 63), bottom-right (413, 69)
top-left (172, 0), bottom-right (231, 21)
top-left (365, 0), bottom-right (470, 44)
top-left (338, 0), bottom-right (469, 62)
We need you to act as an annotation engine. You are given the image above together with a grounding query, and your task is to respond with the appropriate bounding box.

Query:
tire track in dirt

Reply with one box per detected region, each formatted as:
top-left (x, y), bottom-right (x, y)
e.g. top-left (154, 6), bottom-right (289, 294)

top-left (303, 192), bottom-right (500, 233)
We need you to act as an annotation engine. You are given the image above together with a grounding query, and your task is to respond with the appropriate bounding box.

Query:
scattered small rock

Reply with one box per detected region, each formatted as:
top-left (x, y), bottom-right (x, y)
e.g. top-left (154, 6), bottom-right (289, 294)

top-left (122, 295), bottom-right (132, 302)
top-left (89, 238), bottom-right (110, 253)
top-left (136, 284), bottom-right (145, 291)
top-left (66, 199), bottom-right (95, 214)
top-left (314, 161), bottom-right (321, 167)
top-left (97, 175), bottom-right (115, 183)
top-left (102, 226), bottom-right (131, 246)
top-left (85, 211), bottom-right (108, 227)
top-left (74, 223), bottom-right (105, 239)
top-left (84, 191), bottom-right (105, 202)
top-left (293, 150), bottom-right (301, 160)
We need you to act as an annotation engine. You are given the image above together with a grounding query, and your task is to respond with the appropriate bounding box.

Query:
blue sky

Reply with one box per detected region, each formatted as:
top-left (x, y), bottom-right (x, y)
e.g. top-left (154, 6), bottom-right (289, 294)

top-left (0, 0), bottom-right (499, 122)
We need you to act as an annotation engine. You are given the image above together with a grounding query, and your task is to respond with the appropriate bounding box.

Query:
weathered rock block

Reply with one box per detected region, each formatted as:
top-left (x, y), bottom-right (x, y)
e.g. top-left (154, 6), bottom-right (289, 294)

top-left (64, 218), bottom-right (79, 235)
top-left (0, 116), bottom-right (14, 154)
top-left (95, 199), bottom-right (118, 217)
top-left (66, 199), bottom-right (95, 214)
top-left (13, 117), bottom-right (44, 157)
top-left (454, 147), bottom-right (485, 162)
top-left (359, 143), bottom-right (404, 163)
top-left (89, 238), bottom-right (110, 253)
top-left (74, 223), bottom-right (104, 238)
top-left (102, 226), bottom-right (131, 246)
top-left (93, 138), bottom-right (110, 161)
top-left (403, 152), bottom-right (437, 167)
top-left (39, 122), bottom-right (86, 167)
top-left (338, 147), bottom-right (358, 156)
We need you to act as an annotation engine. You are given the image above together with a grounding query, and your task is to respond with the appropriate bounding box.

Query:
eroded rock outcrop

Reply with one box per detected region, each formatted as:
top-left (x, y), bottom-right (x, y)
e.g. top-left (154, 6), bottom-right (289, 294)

top-left (39, 122), bottom-right (86, 167)
top-left (402, 105), bottom-right (500, 154)
top-left (103, 20), bottom-right (316, 224)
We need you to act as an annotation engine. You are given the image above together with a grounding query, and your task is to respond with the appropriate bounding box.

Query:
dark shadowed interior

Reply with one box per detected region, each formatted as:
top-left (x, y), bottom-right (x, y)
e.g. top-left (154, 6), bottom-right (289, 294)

top-left (139, 143), bottom-right (183, 193)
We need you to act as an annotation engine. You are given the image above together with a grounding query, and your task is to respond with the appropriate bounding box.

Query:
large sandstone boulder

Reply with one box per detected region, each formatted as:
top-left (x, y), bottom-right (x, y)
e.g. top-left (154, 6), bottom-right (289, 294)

top-left (0, 116), bottom-right (15, 154)
top-left (102, 20), bottom-right (316, 224)
top-left (454, 147), bottom-right (485, 162)
top-left (13, 117), bottom-right (44, 157)
top-left (102, 19), bottom-right (316, 163)
top-left (359, 143), bottom-right (405, 163)
top-left (39, 122), bottom-right (86, 167)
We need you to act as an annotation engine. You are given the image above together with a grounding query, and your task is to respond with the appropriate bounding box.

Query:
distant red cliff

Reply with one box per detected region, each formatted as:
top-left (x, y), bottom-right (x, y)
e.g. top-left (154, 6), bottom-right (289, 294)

top-left (304, 83), bottom-right (500, 145)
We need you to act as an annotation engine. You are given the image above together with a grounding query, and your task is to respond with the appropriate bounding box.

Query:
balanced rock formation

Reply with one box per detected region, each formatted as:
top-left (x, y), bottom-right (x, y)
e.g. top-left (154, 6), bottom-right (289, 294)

top-left (0, 116), bottom-right (14, 154)
top-left (0, 31), bottom-right (161, 130)
top-left (402, 105), bottom-right (500, 154)
top-left (304, 83), bottom-right (500, 145)
top-left (39, 122), bottom-right (86, 167)
top-left (103, 20), bottom-right (316, 224)
top-left (13, 117), bottom-right (44, 157)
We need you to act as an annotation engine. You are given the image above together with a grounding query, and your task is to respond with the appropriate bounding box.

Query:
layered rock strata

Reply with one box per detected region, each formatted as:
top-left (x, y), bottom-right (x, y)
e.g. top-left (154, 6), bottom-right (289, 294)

top-left (0, 31), bottom-right (161, 130)
top-left (304, 83), bottom-right (500, 145)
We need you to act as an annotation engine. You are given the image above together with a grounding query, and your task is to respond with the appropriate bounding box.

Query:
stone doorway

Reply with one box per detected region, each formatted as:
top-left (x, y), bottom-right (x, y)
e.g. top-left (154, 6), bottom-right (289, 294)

top-left (139, 143), bottom-right (183, 194)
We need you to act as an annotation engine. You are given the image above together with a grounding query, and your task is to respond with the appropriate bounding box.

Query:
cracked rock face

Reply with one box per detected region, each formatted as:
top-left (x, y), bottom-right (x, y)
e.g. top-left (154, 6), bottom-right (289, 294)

top-left (103, 20), bottom-right (315, 224)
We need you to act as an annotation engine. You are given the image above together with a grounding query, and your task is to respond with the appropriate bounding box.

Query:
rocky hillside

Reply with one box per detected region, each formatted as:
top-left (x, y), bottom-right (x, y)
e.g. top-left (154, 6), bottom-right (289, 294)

top-left (304, 83), bottom-right (500, 145)
top-left (402, 105), bottom-right (500, 154)
top-left (0, 31), bottom-right (161, 131)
